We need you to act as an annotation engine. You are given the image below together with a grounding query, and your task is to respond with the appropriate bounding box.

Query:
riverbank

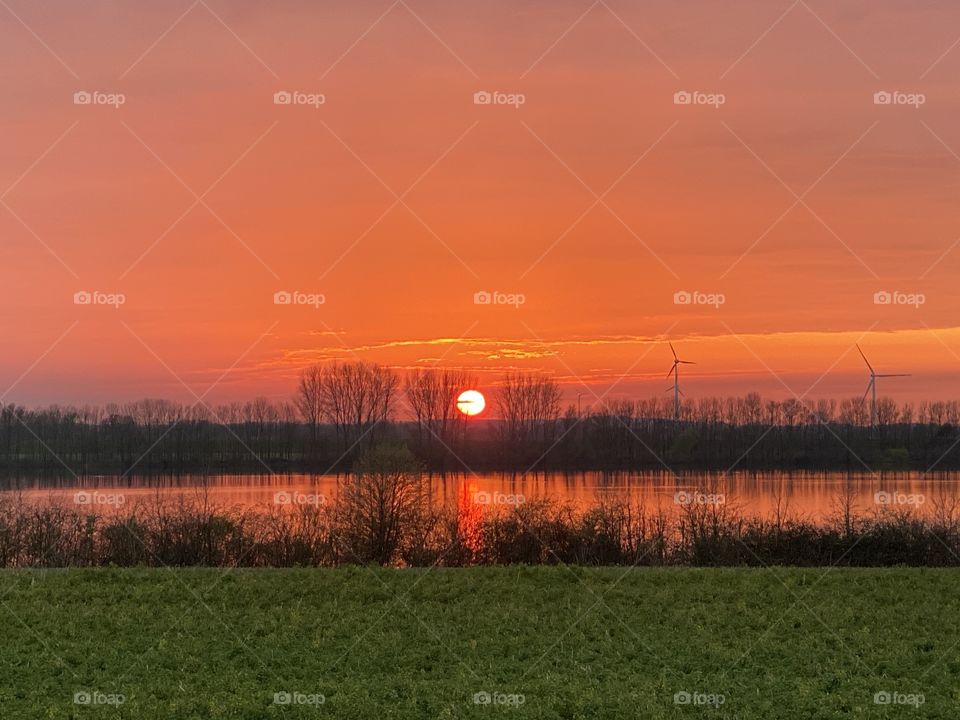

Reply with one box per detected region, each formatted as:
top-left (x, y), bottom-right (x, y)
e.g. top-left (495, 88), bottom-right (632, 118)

top-left (0, 567), bottom-right (953, 718)
top-left (3, 492), bottom-right (960, 567)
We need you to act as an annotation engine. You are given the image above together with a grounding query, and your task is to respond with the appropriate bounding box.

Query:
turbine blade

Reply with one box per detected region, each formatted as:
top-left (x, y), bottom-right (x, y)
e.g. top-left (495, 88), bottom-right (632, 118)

top-left (876, 373), bottom-right (910, 378)
top-left (680, 361), bottom-right (696, 365)
top-left (669, 342), bottom-right (678, 361)
top-left (862, 380), bottom-right (872, 402)
top-left (666, 364), bottom-right (676, 379)
top-left (856, 344), bottom-right (874, 374)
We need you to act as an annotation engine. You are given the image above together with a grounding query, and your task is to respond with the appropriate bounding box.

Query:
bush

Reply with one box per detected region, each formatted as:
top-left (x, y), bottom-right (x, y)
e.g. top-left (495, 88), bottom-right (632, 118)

top-left (334, 444), bottom-right (430, 565)
top-left (1, 489), bottom-right (959, 568)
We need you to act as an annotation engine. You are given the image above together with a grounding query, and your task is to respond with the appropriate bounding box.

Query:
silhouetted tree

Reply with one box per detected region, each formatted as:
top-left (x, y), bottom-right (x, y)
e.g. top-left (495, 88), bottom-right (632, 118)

top-left (404, 368), bottom-right (475, 469)
top-left (334, 443), bottom-right (428, 564)
top-left (295, 365), bottom-right (323, 452)
top-left (495, 373), bottom-right (561, 464)
top-left (317, 362), bottom-right (399, 460)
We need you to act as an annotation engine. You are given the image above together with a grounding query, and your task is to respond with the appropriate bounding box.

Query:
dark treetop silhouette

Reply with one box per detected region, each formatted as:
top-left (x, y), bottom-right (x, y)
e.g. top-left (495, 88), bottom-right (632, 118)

top-left (1, 363), bottom-right (958, 474)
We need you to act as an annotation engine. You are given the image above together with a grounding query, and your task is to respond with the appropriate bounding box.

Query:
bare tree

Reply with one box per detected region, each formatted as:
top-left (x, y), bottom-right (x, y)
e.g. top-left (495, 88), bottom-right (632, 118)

top-left (318, 362), bottom-right (399, 456)
top-left (495, 373), bottom-right (562, 457)
top-left (876, 397), bottom-right (899, 427)
top-left (295, 365), bottom-right (323, 447)
top-left (335, 443), bottom-right (428, 564)
top-left (404, 368), bottom-right (476, 467)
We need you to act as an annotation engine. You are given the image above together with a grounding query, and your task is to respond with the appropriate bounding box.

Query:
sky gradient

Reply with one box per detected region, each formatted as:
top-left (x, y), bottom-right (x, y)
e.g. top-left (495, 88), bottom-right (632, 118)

top-left (3, 0), bottom-right (960, 408)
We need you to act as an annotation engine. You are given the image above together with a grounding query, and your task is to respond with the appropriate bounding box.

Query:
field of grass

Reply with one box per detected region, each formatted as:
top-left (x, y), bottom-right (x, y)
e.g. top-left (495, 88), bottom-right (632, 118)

top-left (0, 567), bottom-right (957, 718)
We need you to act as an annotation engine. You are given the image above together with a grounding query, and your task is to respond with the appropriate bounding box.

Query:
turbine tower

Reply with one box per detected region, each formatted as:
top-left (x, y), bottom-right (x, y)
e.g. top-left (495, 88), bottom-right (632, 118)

top-left (667, 342), bottom-right (695, 420)
top-left (857, 344), bottom-right (910, 429)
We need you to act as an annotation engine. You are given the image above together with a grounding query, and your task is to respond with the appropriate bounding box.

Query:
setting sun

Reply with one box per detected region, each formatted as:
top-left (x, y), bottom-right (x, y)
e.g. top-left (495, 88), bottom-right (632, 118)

top-left (7, 4), bottom-right (960, 716)
top-left (456, 390), bottom-right (486, 417)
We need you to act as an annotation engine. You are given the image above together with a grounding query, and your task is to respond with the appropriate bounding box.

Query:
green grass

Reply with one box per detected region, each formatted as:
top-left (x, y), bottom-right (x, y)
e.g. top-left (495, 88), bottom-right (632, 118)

top-left (0, 567), bottom-right (958, 718)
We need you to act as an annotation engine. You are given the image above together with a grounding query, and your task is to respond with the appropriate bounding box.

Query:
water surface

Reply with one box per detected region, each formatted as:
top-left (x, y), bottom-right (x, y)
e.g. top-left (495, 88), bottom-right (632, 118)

top-left (1, 471), bottom-right (953, 521)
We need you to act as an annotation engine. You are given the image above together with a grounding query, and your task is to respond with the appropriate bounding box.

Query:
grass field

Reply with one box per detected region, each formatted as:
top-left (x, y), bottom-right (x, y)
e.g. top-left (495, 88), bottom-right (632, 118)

top-left (0, 567), bottom-right (957, 718)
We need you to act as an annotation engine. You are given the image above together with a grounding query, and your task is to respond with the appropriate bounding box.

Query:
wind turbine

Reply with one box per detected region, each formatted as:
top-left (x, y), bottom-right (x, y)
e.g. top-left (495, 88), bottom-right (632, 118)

top-left (857, 344), bottom-right (910, 429)
top-left (666, 342), bottom-right (695, 420)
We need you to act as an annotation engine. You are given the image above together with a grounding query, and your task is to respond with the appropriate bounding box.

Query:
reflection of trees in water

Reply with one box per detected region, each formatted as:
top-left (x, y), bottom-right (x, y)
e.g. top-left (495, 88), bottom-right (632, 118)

top-left (1, 474), bottom-right (958, 567)
top-left (7, 469), bottom-right (958, 527)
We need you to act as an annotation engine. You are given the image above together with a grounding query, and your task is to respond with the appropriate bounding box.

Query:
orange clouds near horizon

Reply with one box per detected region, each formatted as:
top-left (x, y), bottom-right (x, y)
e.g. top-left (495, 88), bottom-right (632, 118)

top-left (2, 0), bottom-right (960, 408)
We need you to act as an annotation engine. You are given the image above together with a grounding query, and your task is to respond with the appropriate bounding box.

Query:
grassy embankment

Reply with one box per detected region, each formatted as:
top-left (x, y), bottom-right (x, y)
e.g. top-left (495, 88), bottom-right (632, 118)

top-left (1, 567), bottom-right (958, 718)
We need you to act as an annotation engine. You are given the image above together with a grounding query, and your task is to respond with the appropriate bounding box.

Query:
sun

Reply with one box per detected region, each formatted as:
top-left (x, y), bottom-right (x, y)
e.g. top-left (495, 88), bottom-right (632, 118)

top-left (456, 390), bottom-right (486, 417)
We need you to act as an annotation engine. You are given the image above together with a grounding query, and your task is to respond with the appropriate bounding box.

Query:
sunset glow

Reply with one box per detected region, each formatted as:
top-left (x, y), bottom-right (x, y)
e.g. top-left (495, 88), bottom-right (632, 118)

top-left (3, 1), bottom-right (960, 411)
top-left (6, 6), bottom-right (960, 716)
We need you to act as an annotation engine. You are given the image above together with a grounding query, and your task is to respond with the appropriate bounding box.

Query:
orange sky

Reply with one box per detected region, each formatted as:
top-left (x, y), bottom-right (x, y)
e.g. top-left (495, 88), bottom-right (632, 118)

top-left (3, 0), bottom-right (960, 408)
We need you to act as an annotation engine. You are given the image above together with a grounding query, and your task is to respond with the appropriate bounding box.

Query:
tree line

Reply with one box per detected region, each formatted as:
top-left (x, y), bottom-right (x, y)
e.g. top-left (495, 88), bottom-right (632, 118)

top-left (4, 445), bottom-right (960, 566)
top-left (1, 362), bottom-right (960, 474)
